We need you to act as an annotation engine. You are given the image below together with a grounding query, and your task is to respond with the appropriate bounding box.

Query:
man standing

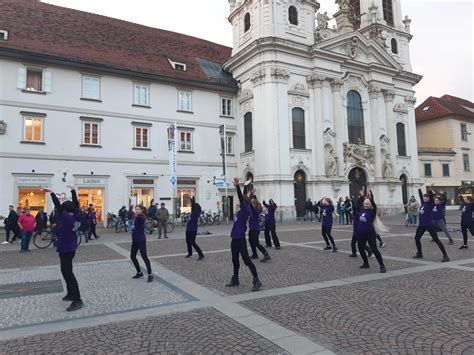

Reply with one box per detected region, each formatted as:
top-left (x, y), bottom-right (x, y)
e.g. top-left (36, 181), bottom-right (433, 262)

top-left (35, 208), bottom-right (48, 232)
top-left (157, 203), bottom-right (170, 239)
top-left (304, 199), bottom-right (314, 221)
top-left (3, 205), bottom-right (19, 244)
top-left (18, 208), bottom-right (36, 252)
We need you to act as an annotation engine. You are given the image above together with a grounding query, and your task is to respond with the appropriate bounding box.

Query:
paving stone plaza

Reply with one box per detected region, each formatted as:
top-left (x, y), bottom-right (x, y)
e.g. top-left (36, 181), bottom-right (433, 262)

top-left (0, 212), bottom-right (473, 354)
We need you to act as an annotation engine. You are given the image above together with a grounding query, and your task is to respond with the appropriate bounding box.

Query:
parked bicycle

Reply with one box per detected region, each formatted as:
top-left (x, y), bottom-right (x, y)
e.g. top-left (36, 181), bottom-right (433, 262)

top-left (107, 212), bottom-right (118, 229)
top-left (33, 226), bottom-right (83, 249)
top-left (144, 218), bottom-right (175, 234)
top-left (181, 212), bottom-right (191, 226)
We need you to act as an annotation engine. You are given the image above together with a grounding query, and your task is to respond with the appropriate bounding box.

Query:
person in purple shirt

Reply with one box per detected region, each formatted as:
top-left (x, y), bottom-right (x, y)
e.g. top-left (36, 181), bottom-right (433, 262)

top-left (319, 198), bottom-right (337, 252)
top-left (459, 196), bottom-right (474, 249)
top-left (45, 184), bottom-right (84, 312)
top-left (354, 190), bottom-right (386, 273)
top-left (226, 178), bottom-right (262, 292)
top-left (87, 207), bottom-right (100, 241)
top-left (263, 199), bottom-right (281, 249)
top-left (185, 196), bottom-right (204, 260)
top-left (130, 205), bottom-right (153, 282)
top-left (249, 196), bottom-right (271, 262)
top-left (430, 186), bottom-right (454, 244)
top-left (413, 189), bottom-right (449, 262)
top-left (349, 190), bottom-right (372, 258)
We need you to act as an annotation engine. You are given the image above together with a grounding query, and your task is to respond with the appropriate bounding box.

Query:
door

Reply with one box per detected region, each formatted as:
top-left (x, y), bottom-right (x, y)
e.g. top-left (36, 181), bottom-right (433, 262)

top-left (294, 170), bottom-right (306, 218)
top-left (400, 175), bottom-right (408, 213)
top-left (348, 168), bottom-right (367, 198)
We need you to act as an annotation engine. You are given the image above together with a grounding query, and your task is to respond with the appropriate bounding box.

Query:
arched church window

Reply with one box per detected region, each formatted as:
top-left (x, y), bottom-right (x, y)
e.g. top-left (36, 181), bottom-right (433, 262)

top-left (391, 38), bottom-right (398, 54)
top-left (288, 6), bottom-right (298, 25)
top-left (350, 0), bottom-right (361, 29)
top-left (292, 108), bottom-right (305, 149)
top-left (382, 0), bottom-right (394, 26)
top-left (347, 90), bottom-right (365, 144)
top-left (396, 122), bottom-right (407, 156)
top-left (244, 112), bottom-right (253, 152)
top-left (244, 13), bottom-right (251, 32)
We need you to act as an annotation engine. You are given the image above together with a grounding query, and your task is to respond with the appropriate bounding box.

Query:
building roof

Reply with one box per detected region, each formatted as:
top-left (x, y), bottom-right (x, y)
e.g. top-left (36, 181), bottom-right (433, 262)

top-left (416, 94), bottom-right (474, 123)
top-left (0, 0), bottom-right (235, 88)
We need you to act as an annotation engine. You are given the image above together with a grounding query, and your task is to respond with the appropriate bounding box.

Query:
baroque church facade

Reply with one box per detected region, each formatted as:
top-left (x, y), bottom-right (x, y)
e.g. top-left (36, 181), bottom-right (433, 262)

top-left (225, 0), bottom-right (422, 219)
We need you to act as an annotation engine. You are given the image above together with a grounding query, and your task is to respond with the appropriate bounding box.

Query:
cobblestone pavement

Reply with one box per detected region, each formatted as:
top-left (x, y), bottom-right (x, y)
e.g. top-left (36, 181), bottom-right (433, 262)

top-left (0, 308), bottom-right (286, 354)
top-left (242, 269), bottom-right (474, 355)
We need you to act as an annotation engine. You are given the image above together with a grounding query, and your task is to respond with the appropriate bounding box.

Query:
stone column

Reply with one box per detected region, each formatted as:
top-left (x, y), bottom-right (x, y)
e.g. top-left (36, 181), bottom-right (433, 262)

top-left (331, 79), bottom-right (344, 176)
top-left (322, 79), bottom-right (333, 131)
top-left (307, 74), bottom-right (326, 176)
top-left (383, 90), bottom-right (397, 178)
top-left (368, 84), bottom-right (382, 179)
top-left (405, 95), bottom-right (419, 179)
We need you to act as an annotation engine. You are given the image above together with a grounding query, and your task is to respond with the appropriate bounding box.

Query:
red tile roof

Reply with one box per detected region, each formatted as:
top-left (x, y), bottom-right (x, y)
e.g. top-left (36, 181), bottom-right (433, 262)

top-left (415, 94), bottom-right (474, 123)
top-left (0, 0), bottom-right (235, 87)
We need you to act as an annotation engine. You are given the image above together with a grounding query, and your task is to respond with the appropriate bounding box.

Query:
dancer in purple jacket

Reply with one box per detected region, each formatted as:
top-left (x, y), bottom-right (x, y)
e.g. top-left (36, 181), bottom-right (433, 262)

top-left (185, 196), bottom-right (204, 260)
top-left (130, 205), bottom-right (153, 282)
top-left (319, 198), bottom-right (337, 252)
top-left (459, 196), bottom-right (474, 249)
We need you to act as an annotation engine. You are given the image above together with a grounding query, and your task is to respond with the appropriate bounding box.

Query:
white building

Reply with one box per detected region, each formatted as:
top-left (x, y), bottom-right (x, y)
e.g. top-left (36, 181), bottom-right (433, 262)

top-left (0, 0), bottom-right (238, 223)
top-left (225, 0), bottom-right (422, 218)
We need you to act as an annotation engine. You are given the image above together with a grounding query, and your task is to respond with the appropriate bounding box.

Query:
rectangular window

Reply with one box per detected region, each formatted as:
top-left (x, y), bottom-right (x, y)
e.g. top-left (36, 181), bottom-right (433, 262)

top-left (382, 0), bottom-right (394, 26)
top-left (424, 163), bottom-right (432, 177)
top-left (23, 116), bottom-right (43, 142)
top-left (82, 122), bottom-right (100, 145)
top-left (134, 126), bottom-right (149, 148)
top-left (133, 83), bottom-right (150, 106)
top-left (18, 67), bottom-right (52, 93)
top-left (26, 69), bottom-right (42, 92)
top-left (178, 91), bottom-right (192, 112)
top-left (82, 75), bottom-right (101, 100)
top-left (179, 131), bottom-right (193, 151)
top-left (463, 154), bottom-right (470, 172)
top-left (221, 97), bottom-right (233, 117)
top-left (226, 135), bottom-right (234, 155)
top-left (461, 123), bottom-right (468, 141)
top-left (442, 164), bottom-right (450, 177)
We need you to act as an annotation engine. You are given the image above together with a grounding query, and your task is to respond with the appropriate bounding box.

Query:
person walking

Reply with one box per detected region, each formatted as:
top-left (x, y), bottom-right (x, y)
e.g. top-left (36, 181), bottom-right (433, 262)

top-left (44, 185), bottom-right (84, 312)
top-left (459, 196), bottom-right (474, 249)
top-left (413, 188), bottom-right (449, 262)
top-left (249, 196), bottom-right (271, 262)
top-left (263, 199), bottom-right (281, 249)
top-left (305, 199), bottom-right (314, 221)
top-left (3, 205), bottom-right (19, 244)
top-left (18, 208), bottom-right (35, 252)
top-left (35, 208), bottom-right (48, 232)
top-left (354, 190), bottom-right (386, 273)
top-left (157, 203), bottom-right (170, 239)
top-left (337, 197), bottom-right (345, 225)
top-left (320, 198), bottom-right (337, 252)
top-left (226, 178), bottom-right (262, 292)
top-left (129, 205), bottom-right (153, 282)
top-left (406, 196), bottom-right (419, 227)
top-left (185, 196), bottom-right (204, 260)
top-left (344, 197), bottom-right (353, 225)
top-left (429, 186), bottom-right (454, 245)
top-left (87, 207), bottom-right (100, 240)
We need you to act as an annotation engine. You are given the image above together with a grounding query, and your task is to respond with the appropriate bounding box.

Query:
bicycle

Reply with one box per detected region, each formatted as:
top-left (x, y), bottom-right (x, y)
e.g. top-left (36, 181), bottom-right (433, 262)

top-left (115, 219), bottom-right (126, 233)
top-left (212, 209), bottom-right (222, 225)
top-left (107, 213), bottom-right (118, 229)
top-left (33, 226), bottom-right (83, 249)
top-left (144, 218), bottom-right (175, 235)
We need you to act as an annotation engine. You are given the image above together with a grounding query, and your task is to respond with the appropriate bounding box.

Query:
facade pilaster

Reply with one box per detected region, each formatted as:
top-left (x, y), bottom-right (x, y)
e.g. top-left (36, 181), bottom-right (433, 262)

top-left (368, 84), bottom-right (382, 179)
top-left (331, 78), bottom-right (344, 177)
top-left (383, 89), bottom-right (397, 178)
top-left (307, 74), bottom-right (326, 176)
top-left (405, 95), bottom-right (419, 179)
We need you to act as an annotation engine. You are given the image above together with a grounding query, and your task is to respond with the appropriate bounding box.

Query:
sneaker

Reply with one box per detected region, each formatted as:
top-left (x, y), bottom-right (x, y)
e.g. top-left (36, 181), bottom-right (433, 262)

top-left (147, 274), bottom-right (154, 282)
top-left (198, 255), bottom-right (205, 261)
top-left (66, 300), bottom-right (83, 312)
top-left (359, 264), bottom-right (370, 269)
top-left (261, 254), bottom-right (271, 263)
top-left (62, 295), bottom-right (74, 301)
top-left (380, 242), bottom-right (386, 248)
top-left (412, 254), bottom-right (423, 259)
top-left (132, 272), bottom-right (144, 279)
top-left (448, 240), bottom-right (454, 245)
top-left (251, 278), bottom-right (262, 292)
top-left (349, 254), bottom-right (357, 257)
top-left (226, 276), bottom-right (239, 287)
top-left (332, 246), bottom-right (338, 252)
top-left (380, 265), bottom-right (386, 273)
top-left (441, 255), bottom-right (450, 262)
top-left (459, 245), bottom-right (468, 249)
top-left (323, 246), bottom-right (332, 250)
top-left (275, 246), bottom-right (281, 250)
top-left (250, 254), bottom-right (258, 259)
top-left (185, 255), bottom-right (192, 258)
top-left (2, 241), bottom-right (9, 245)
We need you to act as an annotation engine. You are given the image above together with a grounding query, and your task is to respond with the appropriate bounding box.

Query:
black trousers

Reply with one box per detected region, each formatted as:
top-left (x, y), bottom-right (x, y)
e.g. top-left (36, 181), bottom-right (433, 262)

top-left (88, 224), bottom-right (98, 240)
top-left (186, 231), bottom-right (204, 257)
top-left (461, 222), bottom-right (474, 245)
top-left (351, 233), bottom-right (372, 255)
top-left (249, 230), bottom-right (268, 256)
top-left (59, 251), bottom-right (81, 301)
top-left (130, 240), bottom-right (152, 275)
top-left (345, 212), bottom-right (352, 224)
top-left (231, 238), bottom-right (257, 279)
top-left (264, 223), bottom-right (280, 247)
top-left (415, 225), bottom-right (447, 256)
top-left (357, 232), bottom-right (384, 267)
top-left (5, 225), bottom-right (19, 242)
top-left (321, 225), bottom-right (336, 247)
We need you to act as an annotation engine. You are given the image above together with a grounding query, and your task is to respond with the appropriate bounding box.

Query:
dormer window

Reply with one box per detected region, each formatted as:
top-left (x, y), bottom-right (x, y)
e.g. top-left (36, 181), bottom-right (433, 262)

top-left (0, 30), bottom-right (8, 41)
top-left (244, 13), bottom-right (251, 32)
top-left (288, 6), bottom-right (298, 25)
top-left (168, 58), bottom-right (187, 72)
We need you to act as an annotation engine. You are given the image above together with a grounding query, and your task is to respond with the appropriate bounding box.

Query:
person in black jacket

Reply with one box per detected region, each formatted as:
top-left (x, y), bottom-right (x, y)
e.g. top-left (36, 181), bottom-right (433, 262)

top-left (3, 205), bottom-right (19, 244)
top-left (35, 208), bottom-right (48, 231)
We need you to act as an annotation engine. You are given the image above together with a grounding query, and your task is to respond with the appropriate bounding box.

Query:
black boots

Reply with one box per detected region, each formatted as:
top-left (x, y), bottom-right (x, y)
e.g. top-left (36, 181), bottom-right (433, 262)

top-left (226, 276), bottom-right (239, 287)
top-left (252, 277), bottom-right (262, 292)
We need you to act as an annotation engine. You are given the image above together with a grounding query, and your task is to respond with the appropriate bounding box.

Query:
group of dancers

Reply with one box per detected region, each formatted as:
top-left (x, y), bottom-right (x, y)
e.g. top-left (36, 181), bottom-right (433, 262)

top-left (42, 180), bottom-right (473, 311)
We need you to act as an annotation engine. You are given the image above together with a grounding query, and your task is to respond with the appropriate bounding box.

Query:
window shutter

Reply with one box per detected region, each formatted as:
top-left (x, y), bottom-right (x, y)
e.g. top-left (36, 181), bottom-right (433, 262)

top-left (17, 67), bottom-right (26, 89)
top-left (43, 70), bottom-right (52, 92)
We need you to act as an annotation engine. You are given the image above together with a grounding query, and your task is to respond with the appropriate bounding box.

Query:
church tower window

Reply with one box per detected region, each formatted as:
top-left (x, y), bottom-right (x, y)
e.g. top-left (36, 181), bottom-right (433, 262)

top-left (391, 38), bottom-right (398, 54)
top-left (350, 0), bottom-right (361, 29)
top-left (244, 112), bottom-right (253, 152)
top-left (382, 0), bottom-right (394, 26)
top-left (288, 6), bottom-right (298, 26)
top-left (244, 13), bottom-right (251, 32)
top-left (292, 108), bottom-right (305, 149)
top-left (396, 123), bottom-right (406, 156)
top-left (347, 90), bottom-right (365, 144)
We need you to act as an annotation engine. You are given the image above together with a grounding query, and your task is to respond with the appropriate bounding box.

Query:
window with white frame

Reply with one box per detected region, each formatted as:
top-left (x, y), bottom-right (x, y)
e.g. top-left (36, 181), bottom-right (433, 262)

top-left (179, 130), bottom-right (193, 151)
top-left (17, 67), bottom-right (52, 92)
top-left (82, 121), bottom-right (100, 145)
top-left (226, 135), bottom-right (234, 155)
top-left (133, 83), bottom-right (150, 106)
top-left (23, 116), bottom-right (44, 142)
top-left (134, 126), bottom-right (150, 149)
top-left (221, 97), bottom-right (233, 117)
top-left (463, 153), bottom-right (470, 172)
top-left (178, 91), bottom-right (192, 112)
top-left (82, 75), bottom-right (101, 100)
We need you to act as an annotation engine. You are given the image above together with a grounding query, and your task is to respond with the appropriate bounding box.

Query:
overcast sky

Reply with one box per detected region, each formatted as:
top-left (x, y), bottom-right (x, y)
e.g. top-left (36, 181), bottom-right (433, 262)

top-left (43, 0), bottom-right (473, 104)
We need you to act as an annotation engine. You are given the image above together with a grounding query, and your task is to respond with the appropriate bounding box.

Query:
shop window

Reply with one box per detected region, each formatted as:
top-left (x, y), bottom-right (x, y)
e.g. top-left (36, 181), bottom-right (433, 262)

top-left (288, 6), bottom-right (298, 25)
top-left (23, 116), bottom-right (43, 142)
top-left (78, 188), bottom-right (103, 221)
top-left (82, 121), bottom-right (100, 146)
top-left (177, 188), bottom-right (196, 214)
top-left (18, 188), bottom-right (47, 216)
top-left (131, 187), bottom-right (154, 207)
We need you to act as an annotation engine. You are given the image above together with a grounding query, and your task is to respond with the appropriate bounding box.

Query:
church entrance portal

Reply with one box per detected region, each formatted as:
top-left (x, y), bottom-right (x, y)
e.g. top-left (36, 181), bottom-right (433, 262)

top-left (294, 170), bottom-right (306, 218)
top-left (348, 167), bottom-right (367, 198)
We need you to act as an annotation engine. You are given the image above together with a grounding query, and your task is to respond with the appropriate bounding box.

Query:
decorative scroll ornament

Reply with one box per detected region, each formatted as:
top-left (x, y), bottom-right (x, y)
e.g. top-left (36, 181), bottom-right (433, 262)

top-left (270, 67), bottom-right (290, 82)
top-left (250, 69), bottom-right (266, 85)
top-left (306, 74), bottom-right (326, 88)
top-left (0, 120), bottom-right (6, 134)
top-left (288, 83), bottom-right (309, 97)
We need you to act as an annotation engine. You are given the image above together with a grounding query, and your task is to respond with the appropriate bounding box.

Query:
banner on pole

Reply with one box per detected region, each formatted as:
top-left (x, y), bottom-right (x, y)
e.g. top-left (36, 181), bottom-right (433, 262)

top-left (219, 124), bottom-right (226, 177)
top-left (167, 123), bottom-right (177, 189)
